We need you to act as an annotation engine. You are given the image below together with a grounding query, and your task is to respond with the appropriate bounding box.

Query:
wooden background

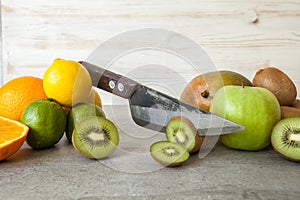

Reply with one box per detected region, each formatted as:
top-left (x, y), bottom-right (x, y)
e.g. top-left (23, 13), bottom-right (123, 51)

top-left (1, 0), bottom-right (300, 104)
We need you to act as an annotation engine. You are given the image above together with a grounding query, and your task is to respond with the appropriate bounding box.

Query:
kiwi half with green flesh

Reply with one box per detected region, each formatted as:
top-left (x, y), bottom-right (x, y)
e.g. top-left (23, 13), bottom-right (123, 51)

top-left (280, 106), bottom-right (300, 119)
top-left (166, 116), bottom-right (202, 153)
top-left (150, 141), bottom-right (190, 167)
top-left (72, 116), bottom-right (119, 159)
top-left (66, 103), bottom-right (105, 143)
top-left (271, 117), bottom-right (300, 162)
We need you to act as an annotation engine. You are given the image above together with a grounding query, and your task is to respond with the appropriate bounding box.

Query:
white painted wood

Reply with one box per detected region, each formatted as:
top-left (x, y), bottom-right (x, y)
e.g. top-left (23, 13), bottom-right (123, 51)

top-left (1, 0), bottom-right (300, 104)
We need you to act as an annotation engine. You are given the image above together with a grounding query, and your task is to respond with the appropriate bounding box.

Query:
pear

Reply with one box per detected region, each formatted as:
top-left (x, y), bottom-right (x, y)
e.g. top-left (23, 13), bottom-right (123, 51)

top-left (180, 70), bottom-right (252, 111)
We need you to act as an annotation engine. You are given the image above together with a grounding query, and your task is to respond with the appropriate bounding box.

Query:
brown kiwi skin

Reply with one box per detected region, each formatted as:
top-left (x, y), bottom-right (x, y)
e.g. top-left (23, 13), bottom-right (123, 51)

top-left (280, 106), bottom-right (300, 119)
top-left (169, 116), bottom-right (203, 153)
top-left (252, 67), bottom-right (297, 106)
top-left (292, 99), bottom-right (300, 109)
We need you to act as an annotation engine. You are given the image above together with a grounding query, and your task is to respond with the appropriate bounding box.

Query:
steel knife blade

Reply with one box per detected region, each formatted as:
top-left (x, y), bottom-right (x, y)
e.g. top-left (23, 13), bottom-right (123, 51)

top-left (80, 61), bottom-right (244, 136)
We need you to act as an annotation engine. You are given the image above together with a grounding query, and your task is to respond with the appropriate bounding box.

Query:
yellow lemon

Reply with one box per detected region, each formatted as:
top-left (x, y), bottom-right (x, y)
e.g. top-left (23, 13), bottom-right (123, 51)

top-left (43, 58), bottom-right (92, 107)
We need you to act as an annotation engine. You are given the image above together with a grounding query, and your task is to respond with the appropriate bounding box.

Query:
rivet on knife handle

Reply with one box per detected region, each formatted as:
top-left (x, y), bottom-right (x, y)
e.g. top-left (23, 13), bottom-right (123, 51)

top-left (79, 61), bottom-right (140, 99)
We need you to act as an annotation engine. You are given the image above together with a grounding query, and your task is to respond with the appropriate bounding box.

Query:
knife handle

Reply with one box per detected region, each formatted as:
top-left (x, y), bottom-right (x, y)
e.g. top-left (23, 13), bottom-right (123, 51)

top-left (79, 61), bottom-right (140, 99)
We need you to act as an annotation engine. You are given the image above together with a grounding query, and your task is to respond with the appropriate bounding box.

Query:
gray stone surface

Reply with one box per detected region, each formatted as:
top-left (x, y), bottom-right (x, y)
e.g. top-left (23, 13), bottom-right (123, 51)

top-left (0, 106), bottom-right (299, 200)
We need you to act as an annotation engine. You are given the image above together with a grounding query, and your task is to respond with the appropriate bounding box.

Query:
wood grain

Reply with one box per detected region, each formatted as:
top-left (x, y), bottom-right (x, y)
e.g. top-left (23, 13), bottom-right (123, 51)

top-left (1, 0), bottom-right (300, 103)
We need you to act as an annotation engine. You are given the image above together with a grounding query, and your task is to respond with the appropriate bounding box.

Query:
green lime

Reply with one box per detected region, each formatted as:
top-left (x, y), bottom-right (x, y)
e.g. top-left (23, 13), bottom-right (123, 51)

top-left (66, 103), bottom-right (105, 142)
top-left (21, 98), bottom-right (67, 149)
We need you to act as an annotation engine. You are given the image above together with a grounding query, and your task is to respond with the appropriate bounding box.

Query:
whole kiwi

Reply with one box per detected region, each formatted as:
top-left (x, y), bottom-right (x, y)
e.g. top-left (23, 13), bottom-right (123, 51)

top-left (292, 99), bottom-right (300, 109)
top-left (280, 106), bottom-right (300, 119)
top-left (252, 67), bottom-right (297, 106)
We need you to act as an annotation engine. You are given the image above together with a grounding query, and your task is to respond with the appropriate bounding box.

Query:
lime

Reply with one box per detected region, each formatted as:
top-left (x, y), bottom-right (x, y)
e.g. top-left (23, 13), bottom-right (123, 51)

top-left (66, 103), bottom-right (105, 142)
top-left (21, 98), bottom-right (67, 149)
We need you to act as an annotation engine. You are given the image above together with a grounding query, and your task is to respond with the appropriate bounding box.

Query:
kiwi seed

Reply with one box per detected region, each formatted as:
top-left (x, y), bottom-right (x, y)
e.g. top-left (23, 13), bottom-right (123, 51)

top-left (271, 117), bottom-right (300, 162)
top-left (150, 141), bottom-right (190, 167)
top-left (72, 116), bottom-right (119, 159)
top-left (280, 106), bottom-right (300, 119)
top-left (252, 67), bottom-right (297, 106)
top-left (166, 116), bottom-right (203, 153)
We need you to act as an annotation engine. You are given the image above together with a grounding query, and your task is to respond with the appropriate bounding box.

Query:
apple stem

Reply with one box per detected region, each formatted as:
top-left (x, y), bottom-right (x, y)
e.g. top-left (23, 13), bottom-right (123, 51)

top-left (242, 80), bottom-right (245, 88)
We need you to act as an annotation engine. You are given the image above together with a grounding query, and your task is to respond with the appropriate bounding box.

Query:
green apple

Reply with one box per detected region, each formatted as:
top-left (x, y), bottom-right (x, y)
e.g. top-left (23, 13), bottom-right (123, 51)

top-left (210, 86), bottom-right (281, 151)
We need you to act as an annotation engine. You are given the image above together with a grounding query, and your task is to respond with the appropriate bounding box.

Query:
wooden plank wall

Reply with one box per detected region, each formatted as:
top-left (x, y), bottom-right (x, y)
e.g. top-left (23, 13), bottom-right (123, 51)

top-left (1, 0), bottom-right (300, 104)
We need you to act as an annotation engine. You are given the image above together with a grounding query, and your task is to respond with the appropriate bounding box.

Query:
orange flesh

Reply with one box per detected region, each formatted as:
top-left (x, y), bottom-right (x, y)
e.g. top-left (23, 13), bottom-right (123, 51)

top-left (0, 116), bottom-right (29, 160)
top-left (0, 125), bottom-right (25, 146)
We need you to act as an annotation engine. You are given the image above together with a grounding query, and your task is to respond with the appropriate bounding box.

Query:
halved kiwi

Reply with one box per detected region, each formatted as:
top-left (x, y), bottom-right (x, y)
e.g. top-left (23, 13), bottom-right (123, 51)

top-left (150, 141), bottom-right (190, 167)
top-left (166, 116), bottom-right (202, 153)
top-left (271, 117), bottom-right (300, 162)
top-left (66, 103), bottom-right (105, 143)
top-left (72, 116), bottom-right (119, 159)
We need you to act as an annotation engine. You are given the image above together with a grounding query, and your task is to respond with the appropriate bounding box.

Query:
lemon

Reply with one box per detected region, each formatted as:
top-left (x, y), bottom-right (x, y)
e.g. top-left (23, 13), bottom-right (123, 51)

top-left (43, 58), bottom-right (92, 107)
top-left (20, 98), bottom-right (67, 149)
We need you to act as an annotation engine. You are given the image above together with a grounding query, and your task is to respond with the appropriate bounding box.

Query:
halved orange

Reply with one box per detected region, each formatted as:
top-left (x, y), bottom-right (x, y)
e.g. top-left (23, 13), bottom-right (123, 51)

top-left (0, 116), bottom-right (29, 161)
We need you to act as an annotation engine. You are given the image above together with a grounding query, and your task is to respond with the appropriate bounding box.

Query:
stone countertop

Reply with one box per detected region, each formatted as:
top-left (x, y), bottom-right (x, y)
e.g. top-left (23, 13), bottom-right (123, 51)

top-left (0, 105), bottom-right (299, 200)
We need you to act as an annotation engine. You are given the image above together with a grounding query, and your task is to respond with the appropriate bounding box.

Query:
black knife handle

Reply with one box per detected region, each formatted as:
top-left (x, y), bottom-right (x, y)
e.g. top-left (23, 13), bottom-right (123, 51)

top-left (79, 61), bottom-right (140, 99)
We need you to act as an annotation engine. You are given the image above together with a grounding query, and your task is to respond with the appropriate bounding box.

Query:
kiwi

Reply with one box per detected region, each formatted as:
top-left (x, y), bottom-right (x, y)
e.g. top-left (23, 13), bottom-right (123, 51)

top-left (292, 99), bottom-right (300, 109)
top-left (271, 117), bottom-right (300, 162)
top-left (252, 67), bottom-right (297, 106)
top-left (166, 116), bottom-right (202, 153)
top-left (280, 106), bottom-right (300, 119)
top-left (66, 103), bottom-right (105, 143)
top-left (150, 141), bottom-right (190, 167)
top-left (72, 116), bottom-right (119, 159)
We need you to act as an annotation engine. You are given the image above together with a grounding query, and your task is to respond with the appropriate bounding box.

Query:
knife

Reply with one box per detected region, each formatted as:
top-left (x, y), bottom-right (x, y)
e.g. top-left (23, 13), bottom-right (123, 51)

top-left (79, 61), bottom-right (243, 136)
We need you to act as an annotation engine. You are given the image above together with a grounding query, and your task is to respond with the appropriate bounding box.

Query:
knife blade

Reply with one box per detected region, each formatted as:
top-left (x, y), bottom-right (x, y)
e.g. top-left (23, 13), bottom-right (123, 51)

top-left (79, 61), bottom-right (244, 136)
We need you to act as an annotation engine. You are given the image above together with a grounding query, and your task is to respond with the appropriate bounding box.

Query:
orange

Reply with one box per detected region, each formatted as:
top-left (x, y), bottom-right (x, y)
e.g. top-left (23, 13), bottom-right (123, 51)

top-left (0, 76), bottom-right (47, 121)
top-left (0, 116), bottom-right (29, 161)
top-left (83, 87), bottom-right (103, 108)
